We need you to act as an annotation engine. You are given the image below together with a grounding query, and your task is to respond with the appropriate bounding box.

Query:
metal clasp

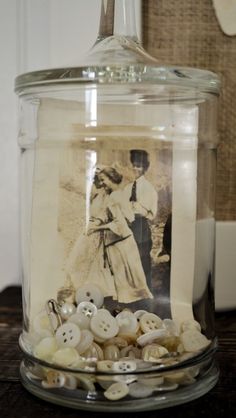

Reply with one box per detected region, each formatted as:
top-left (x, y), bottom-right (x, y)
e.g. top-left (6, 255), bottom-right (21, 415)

top-left (45, 299), bottom-right (62, 333)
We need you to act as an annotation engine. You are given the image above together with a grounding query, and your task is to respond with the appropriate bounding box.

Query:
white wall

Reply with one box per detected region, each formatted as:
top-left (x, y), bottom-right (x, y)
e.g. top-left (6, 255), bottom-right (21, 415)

top-left (0, 0), bottom-right (141, 291)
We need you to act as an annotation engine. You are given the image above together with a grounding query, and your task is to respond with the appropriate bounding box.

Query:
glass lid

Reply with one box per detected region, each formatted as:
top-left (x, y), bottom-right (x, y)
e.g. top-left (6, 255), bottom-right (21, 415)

top-left (15, 0), bottom-right (220, 94)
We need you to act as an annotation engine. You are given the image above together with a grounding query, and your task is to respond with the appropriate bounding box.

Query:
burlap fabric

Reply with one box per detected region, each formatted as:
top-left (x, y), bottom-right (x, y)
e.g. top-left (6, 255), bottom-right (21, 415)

top-left (143, 0), bottom-right (236, 220)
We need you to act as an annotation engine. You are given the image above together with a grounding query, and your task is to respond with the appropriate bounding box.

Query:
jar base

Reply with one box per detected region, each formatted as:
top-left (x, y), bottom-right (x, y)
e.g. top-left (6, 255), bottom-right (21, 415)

top-left (20, 357), bottom-right (219, 412)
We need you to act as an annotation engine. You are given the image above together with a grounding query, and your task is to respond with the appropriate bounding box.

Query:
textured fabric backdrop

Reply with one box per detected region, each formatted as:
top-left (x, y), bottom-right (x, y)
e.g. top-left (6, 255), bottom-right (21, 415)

top-left (142, 0), bottom-right (236, 220)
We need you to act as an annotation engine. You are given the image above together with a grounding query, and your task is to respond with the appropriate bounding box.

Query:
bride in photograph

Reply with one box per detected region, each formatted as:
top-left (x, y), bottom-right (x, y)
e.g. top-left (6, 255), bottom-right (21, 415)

top-left (66, 166), bottom-right (153, 304)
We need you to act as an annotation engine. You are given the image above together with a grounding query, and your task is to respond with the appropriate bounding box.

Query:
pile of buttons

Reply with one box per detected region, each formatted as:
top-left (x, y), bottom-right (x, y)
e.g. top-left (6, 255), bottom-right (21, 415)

top-left (30, 283), bottom-right (211, 401)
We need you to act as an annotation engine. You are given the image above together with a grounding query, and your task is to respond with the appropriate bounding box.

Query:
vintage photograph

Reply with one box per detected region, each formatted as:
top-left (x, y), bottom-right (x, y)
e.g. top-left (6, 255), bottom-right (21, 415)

top-left (58, 144), bottom-right (172, 317)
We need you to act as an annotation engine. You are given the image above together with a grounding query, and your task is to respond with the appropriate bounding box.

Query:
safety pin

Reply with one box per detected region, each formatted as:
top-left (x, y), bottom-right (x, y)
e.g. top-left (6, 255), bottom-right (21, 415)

top-left (45, 299), bottom-right (62, 333)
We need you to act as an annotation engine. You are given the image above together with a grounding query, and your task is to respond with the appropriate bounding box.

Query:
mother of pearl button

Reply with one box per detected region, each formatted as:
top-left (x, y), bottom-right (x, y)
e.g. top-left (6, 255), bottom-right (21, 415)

top-left (34, 337), bottom-right (58, 361)
top-left (60, 303), bottom-right (76, 320)
top-left (52, 347), bottom-right (80, 367)
top-left (104, 382), bottom-right (129, 401)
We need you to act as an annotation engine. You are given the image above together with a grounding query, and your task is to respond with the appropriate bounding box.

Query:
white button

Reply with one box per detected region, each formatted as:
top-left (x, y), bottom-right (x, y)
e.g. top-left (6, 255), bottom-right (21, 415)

top-left (97, 360), bottom-right (114, 372)
top-left (77, 301), bottom-right (97, 318)
top-left (104, 344), bottom-right (120, 361)
top-left (82, 342), bottom-right (104, 361)
top-left (112, 360), bottom-right (137, 373)
top-left (153, 382), bottom-right (178, 392)
top-left (104, 382), bottom-right (129, 401)
top-left (33, 311), bottom-right (53, 337)
top-left (161, 336), bottom-right (180, 353)
top-left (76, 329), bottom-right (94, 355)
top-left (128, 382), bottom-right (153, 398)
top-left (60, 303), bottom-right (76, 320)
top-left (96, 376), bottom-right (114, 390)
top-left (178, 373), bottom-right (196, 385)
top-left (138, 375), bottom-right (164, 387)
top-left (163, 319), bottom-right (179, 336)
top-left (67, 313), bottom-right (90, 330)
top-left (142, 344), bottom-right (169, 362)
top-left (103, 336), bottom-right (128, 349)
top-left (76, 284), bottom-right (104, 308)
top-left (64, 374), bottom-right (78, 390)
top-left (34, 337), bottom-right (58, 361)
top-left (93, 333), bottom-right (107, 344)
top-left (180, 319), bottom-right (201, 333)
top-left (186, 365), bottom-right (200, 378)
top-left (55, 323), bottom-right (81, 348)
top-left (164, 372), bottom-right (186, 384)
top-left (120, 345), bottom-right (141, 359)
top-left (180, 330), bottom-right (210, 352)
top-left (117, 332), bottom-right (137, 345)
top-left (116, 311), bottom-right (138, 334)
top-left (140, 313), bottom-right (163, 333)
top-left (42, 371), bottom-right (66, 389)
top-left (137, 329), bottom-right (168, 346)
top-left (77, 374), bottom-right (96, 392)
top-left (135, 359), bottom-right (154, 371)
top-left (113, 374), bottom-right (137, 385)
top-left (134, 310), bottom-right (148, 323)
top-left (90, 309), bottom-right (119, 340)
top-left (93, 342), bottom-right (105, 361)
top-left (52, 347), bottom-right (80, 367)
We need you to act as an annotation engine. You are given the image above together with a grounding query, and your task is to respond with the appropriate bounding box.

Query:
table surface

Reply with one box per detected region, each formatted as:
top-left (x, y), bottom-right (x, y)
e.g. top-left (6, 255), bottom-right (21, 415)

top-left (0, 286), bottom-right (235, 418)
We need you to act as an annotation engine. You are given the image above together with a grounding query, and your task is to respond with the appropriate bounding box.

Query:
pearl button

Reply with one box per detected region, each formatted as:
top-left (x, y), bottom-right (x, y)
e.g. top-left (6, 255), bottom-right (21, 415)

top-left (104, 344), bottom-right (120, 361)
top-left (64, 374), bottom-right (78, 390)
top-left (113, 374), bottom-right (137, 385)
top-left (163, 319), bottom-right (179, 336)
top-left (142, 344), bottom-right (169, 362)
top-left (164, 371), bottom-right (186, 384)
top-left (33, 311), bottom-right (53, 337)
top-left (180, 319), bottom-right (201, 333)
top-left (60, 303), bottom-right (76, 320)
top-left (76, 330), bottom-right (94, 355)
top-left (140, 313), bottom-right (163, 333)
top-left (82, 342), bottom-right (104, 361)
top-left (52, 347), bottom-right (80, 367)
top-left (90, 309), bottom-right (119, 340)
top-left (138, 375), bottom-right (164, 387)
top-left (180, 330), bottom-right (210, 352)
top-left (103, 336), bottom-right (128, 349)
top-left (120, 345), bottom-right (141, 359)
top-left (42, 371), bottom-right (65, 389)
top-left (153, 382), bottom-right (178, 392)
top-left (134, 310), bottom-right (148, 323)
top-left (76, 374), bottom-right (96, 392)
top-left (34, 337), bottom-right (58, 361)
top-left (128, 382), bottom-right (153, 398)
top-left (55, 323), bottom-right (81, 348)
top-left (76, 284), bottom-right (104, 308)
top-left (137, 329), bottom-right (168, 347)
top-left (112, 360), bottom-right (137, 373)
top-left (97, 360), bottom-right (114, 372)
top-left (67, 312), bottom-right (90, 330)
top-left (116, 311), bottom-right (138, 334)
top-left (104, 382), bottom-right (129, 401)
top-left (77, 301), bottom-right (97, 318)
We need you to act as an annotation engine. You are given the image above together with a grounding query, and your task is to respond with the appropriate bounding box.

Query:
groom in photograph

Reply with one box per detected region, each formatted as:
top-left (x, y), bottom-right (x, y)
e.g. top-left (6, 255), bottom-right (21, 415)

top-left (124, 149), bottom-right (158, 290)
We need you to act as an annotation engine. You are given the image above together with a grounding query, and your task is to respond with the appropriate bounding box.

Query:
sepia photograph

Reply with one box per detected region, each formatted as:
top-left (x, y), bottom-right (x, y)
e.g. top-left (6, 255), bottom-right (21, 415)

top-left (59, 144), bottom-right (172, 317)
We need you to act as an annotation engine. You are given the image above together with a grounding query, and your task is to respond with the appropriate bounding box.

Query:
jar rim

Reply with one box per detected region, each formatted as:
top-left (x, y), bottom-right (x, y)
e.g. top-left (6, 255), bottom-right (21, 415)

top-left (15, 64), bottom-right (220, 94)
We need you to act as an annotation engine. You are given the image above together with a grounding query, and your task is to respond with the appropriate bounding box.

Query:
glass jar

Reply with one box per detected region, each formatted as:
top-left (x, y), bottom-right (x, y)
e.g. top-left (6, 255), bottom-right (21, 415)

top-left (15, 0), bottom-right (220, 411)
